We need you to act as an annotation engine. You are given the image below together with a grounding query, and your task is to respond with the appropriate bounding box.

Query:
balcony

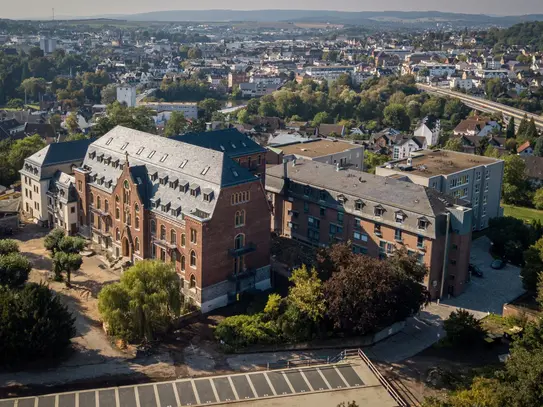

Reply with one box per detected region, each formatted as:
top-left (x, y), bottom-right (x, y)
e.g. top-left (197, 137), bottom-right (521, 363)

top-left (90, 206), bottom-right (110, 218)
top-left (152, 237), bottom-right (177, 251)
top-left (228, 242), bottom-right (256, 257)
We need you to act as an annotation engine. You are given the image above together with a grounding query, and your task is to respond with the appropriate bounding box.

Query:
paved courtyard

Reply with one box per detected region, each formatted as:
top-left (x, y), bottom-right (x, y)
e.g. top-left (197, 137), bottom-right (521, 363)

top-left (441, 236), bottom-right (525, 314)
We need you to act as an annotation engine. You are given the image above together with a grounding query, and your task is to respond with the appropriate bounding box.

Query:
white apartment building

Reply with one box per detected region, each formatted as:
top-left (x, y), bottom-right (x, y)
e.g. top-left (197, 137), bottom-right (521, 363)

top-left (376, 150), bottom-right (504, 231)
top-left (475, 69), bottom-right (509, 79)
top-left (116, 86), bottom-right (137, 108)
top-left (304, 66), bottom-right (355, 82)
top-left (450, 77), bottom-right (476, 91)
top-left (138, 102), bottom-right (198, 120)
top-left (39, 37), bottom-right (57, 54)
top-left (249, 75), bottom-right (282, 85)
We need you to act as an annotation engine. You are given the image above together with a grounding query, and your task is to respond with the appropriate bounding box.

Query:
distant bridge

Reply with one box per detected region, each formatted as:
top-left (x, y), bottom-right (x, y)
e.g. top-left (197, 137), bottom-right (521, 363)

top-left (417, 84), bottom-right (543, 130)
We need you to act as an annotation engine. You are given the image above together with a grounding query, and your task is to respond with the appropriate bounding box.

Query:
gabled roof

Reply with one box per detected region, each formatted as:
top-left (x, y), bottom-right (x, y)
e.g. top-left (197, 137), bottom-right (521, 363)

top-left (517, 141), bottom-right (532, 153)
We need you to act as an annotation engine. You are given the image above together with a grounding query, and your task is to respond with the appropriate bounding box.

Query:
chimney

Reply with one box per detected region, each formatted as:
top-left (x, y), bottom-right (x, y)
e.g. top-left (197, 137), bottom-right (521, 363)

top-left (282, 158), bottom-right (289, 180)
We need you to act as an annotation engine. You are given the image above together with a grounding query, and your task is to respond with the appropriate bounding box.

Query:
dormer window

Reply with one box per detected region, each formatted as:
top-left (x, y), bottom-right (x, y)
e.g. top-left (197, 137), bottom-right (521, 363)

top-left (418, 218), bottom-right (429, 230)
top-left (151, 172), bottom-right (158, 182)
top-left (190, 184), bottom-right (200, 197)
top-left (169, 179), bottom-right (178, 189)
top-left (97, 153), bottom-right (104, 163)
top-left (171, 206), bottom-right (181, 217)
top-left (374, 205), bottom-right (384, 217)
top-left (319, 190), bottom-right (327, 201)
top-left (179, 181), bottom-right (189, 193)
top-left (355, 199), bottom-right (364, 211)
top-left (151, 198), bottom-right (160, 208)
top-left (89, 151), bottom-right (96, 159)
top-left (112, 159), bottom-right (119, 168)
top-left (395, 211), bottom-right (406, 223)
top-left (203, 191), bottom-right (214, 202)
top-left (159, 175), bottom-right (168, 185)
top-left (337, 194), bottom-right (346, 204)
top-left (303, 185), bottom-right (311, 196)
top-left (161, 202), bottom-right (171, 212)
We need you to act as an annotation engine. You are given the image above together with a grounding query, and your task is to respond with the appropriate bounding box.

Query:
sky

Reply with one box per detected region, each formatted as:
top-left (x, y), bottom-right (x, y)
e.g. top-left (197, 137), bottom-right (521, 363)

top-left (4, 0), bottom-right (543, 20)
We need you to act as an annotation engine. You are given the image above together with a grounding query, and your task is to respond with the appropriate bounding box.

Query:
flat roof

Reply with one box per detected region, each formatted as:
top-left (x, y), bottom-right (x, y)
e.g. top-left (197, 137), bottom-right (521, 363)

top-left (279, 139), bottom-right (360, 158)
top-left (383, 149), bottom-right (501, 177)
top-left (0, 357), bottom-right (401, 407)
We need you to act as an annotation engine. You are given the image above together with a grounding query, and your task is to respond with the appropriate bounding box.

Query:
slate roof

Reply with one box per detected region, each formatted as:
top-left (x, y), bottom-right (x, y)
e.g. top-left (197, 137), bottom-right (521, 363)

top-left (84, 126), bottom-right (258, 222)
top-left (173, 128), bottom-right (266, 158)
top-left (266, 159), bottom-right (462, 219)
top-left (26, 138), bottom-right (94, 167)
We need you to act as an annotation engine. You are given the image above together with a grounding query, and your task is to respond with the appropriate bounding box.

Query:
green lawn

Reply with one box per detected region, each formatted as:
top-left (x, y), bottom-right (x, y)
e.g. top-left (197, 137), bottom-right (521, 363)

top-left (503, 204), bottom-right (543, 223)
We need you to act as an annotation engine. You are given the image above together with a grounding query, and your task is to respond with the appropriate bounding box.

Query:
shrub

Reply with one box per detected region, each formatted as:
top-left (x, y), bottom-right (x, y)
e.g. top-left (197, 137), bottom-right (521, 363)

top-left (0, 252), bottom-right (31, 288)
top-left (0, 239), bottom-right (19, 256)
top-left (0, 283), bottom-right (76, 366)
top-left (443, 309), bottom-right (485, 347)
top-left (214, 314), bottom-right (278, 349)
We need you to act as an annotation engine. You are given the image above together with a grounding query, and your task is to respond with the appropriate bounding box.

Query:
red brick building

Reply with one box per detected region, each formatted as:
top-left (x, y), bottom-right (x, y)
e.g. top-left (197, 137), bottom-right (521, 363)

top-left (266, 160), bottom-right (473, 299)
top-left (75, 126), bottom-right (270, 312)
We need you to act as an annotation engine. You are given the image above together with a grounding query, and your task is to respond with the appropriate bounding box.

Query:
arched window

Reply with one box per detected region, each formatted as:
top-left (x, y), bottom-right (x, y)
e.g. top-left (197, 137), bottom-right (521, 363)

top-left (135, 237), bottom-right (140, 252)
top-left (190, 274), bottom-right (196, 288)
top-left (115, 195), bottom-right (120, 203)
top-left (124, 180), bottom-right (129, 189)
top-left (135, 216), bottom-right (140, 229)
top-left (160, 225), bottom-right (166, 240)
top-left (150, 219), bottom-right (156, 235)
top-left (115, 207), bottom-right (120, 220)
top-left (90, 192), bottom-right (94, 205)
top-left (190, 250), bottom-right (196, 267)
top-left (235, 233), bottom-right (245, 250)
top-left (181, 233), bottom-right (186, 247)
top-left (171, 229), bottom-right (177, 245)
top-left (115, 228), bottom-right (120, 241)
top-left (135, 203), bottom-right (139, 212)
top-left (181, 255), bottom-right (186, 271)
top-left (235, 210), bottom-right (245, 227)
top-left (126, 211), bottom-right (131, 226)
top-left (104, 199), bottom-right (109, 212)
top-left (97, 196), bottom-right (101, 209)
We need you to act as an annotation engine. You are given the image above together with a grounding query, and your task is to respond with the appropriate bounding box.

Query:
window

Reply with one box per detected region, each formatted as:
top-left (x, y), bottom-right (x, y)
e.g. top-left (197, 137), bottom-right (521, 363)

top-left (135, 203), bottom-right (139, 213)
top-left (171, 230), bottom-right (177, 245)
top-left (235, 210), bottom-right (245, 227)
top-left (308, 216), bottom-right (320, 229)
top-left (160, 249), bottom-right (166, 262)
top-left (303, 185), bottom-right (311, 196)
top-left (417, 254), bottom-right (424, 266)
top-left (136, 147), bottom-right (144, 155)
top-left (96, 196), bottom-right (101, 209)
top-left (181, 256), bottom-right (186, 271)
top-left (352, 245), bottom-right (368, 255)
top-left (234, 233), bottom-right (245, 249)
top-left (257, 155), bottom-right (262, 165)
top-left (190, 229), bottom-right (197, 244)
top-left (320, 207), bottom-right (326, 217)
top-left (135, 237), bottom-right (140, 253)
top-left (160, 154), bottom-right (168, 163)
top-left (395, 212), bottom-right (405, 223)
top-left (190, 251), bottom-right (196, 267)
top-left (483, 195), bottom-right (487, 205)
top-left (485, 182), bottom-right (489, 192)
top-left (395, 229), bottom-right (402, 241)
top-left (475, 184), bottom-right (480, 193)
top-left (337, 211), bottom-right (344, 224)
top-left (115, 195), bottom-right (120, 203)
top-left (160, 225), bottom-right (166, 240)
top-left (78, 180), bottom-right (82, 192)
top-left (354, 231), bottom-right (368, 242)
top-left (90, 192), bottom-right (94, 205)
top-left (319, 190), bottom-right (327, 201)
top-left (104, 200), bottom-right (109, 212)
top-left (150, 220), bottom-right (156, 236)
top-left (329, 224), bottom-right (343, 235)
top-left (483, 206), bottom-right (487, 216)
top-left (374, 223), bottom-right (382, 236)
top-left (417, 235), bottom-right (424, 248)
top-left (307, 229), bottom-right (320, 242)
top-left (303, 202), bottom-right (309, 213)
top-left (125, 211), bottom-right (131, 226)
top-left (476, 171), bottom-right (481, 181)
top-left (181, 233), bottom-right (186, 247)
top-left (418, 218), bottom-right (428, 230)
top-left (115, 207), bottom-right (120, 220)
top-left (115, 228), bottom-right (120, 241)
top-left (355, 200), bottom-right (364, 211)
top-left (190, 274), bottom-right (196, 288)
top-left (121, 142), bottom-right (128, 150)
top-left (374, 206), bottom-right (384, 217)
top-left (485, 169), bottom-right (490, 179)
top-left (71, 207), bottom-right (75, 214)
top-left (147, 150), bottom-right (156, 159)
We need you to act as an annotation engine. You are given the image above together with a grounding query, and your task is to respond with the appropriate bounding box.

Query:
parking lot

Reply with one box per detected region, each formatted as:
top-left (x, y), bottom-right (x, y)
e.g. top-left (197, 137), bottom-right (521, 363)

top-left (442, 236), bottom-right (525, 315)
top-left (0, 364), bottom-right (368, 407)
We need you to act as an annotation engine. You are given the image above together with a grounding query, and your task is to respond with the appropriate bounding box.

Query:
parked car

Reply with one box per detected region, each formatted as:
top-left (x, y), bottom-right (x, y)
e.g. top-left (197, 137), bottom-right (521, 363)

top-left (469, 263), bottom-right (483, 278)
top-left (491, 259), bottom-right (506, 270)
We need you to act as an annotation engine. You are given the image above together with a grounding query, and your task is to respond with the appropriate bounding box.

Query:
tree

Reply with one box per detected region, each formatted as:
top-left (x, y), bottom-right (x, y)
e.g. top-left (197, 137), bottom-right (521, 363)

top-left (91, 102), bottom-right (156, 137)
top-left (522, 237), bottom-right (543, 291)
top-left (65, 111), bottom-right (80, 134)
top-left (444, 137), bottom-right (463, 152)
top-left (187, 47), bottom-right (202, 59)
top-left (65, 133), bottom-right (88, 141)
top-left (164, 111), bottom-right (187, 137)
top-left (323, 247), bottom-right (428, 335)
top-left (502, 155), bottom-right (530, 205)
top-left (363, 151), bottom-right (389, 174)
top-left (6, 98), bottom-right (24, 109)
top-left (477, 137), bottom-right (490, 156)
top-left (0, 283), bottom-right (76, 366)
top-left (485, 78), bottom-right (505, 100)
top-left (535, 189), bottom-right (543, 210)
top-left (287, 265), bottom-right (325, 323)
top-left (0, 253), bottom-right (31, 288)
top-left (237, 109), bottom-right (250, 124)
top-left (443, 309), bottom-right (485, 347)
top-left (98, 260), bottom-right (181, 342)
top-left (488, 216), bottom-right (533, 265)
top-left (517, 114), bottom-right (530, 139)
top-left (506, 117), bottom-right (516, 139)
top-left (49, 114), bottom-right (62, 133)
top-left (7, 134), bottom-right (45, 175)
top-left (534, 137), bottom-right (543, 157)
top-left (524, 118), bottom-right (539, 143)
top-left (484, 145), bottom-right (500, 158)
top-left (44, 228), bottom-right (67, 254)
top-left (20, 77), bottom-right (46, 100)
top-left (198, 98), bottom-right (221, 121)
top-left (311, 112), bottom-right (330, 127)
top-left (53, 252), bottom-right (82, 285)
top-left (100, 84), bottom-right (117, 105)
top-left (383, 103), bottom-right (411, 131)
top-left (0, 239), bottom-right (19, 256)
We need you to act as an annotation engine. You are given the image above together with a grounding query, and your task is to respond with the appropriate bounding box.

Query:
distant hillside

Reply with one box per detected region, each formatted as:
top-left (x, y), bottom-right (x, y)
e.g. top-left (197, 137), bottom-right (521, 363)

top-left (99, 9), bottom-right (543, 26)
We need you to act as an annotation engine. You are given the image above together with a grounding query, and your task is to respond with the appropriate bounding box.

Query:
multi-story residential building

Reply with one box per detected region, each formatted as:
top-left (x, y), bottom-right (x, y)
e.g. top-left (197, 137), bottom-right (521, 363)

top-left (75, 126), bottom-right (270, 312)
top-left (266, 160), bottom-right (473, 299)
top-left (414, 118), bottom-right (441, 147)
top-left (116, 86), bottom-right (137, 107)
top-left (267, 139), bottom-right (364, 170)
top-left (20, 139), bottom-right (93, 228)
top-left (392, 136), bottom-right (426, 160)
top-left (376, 150), bottom-right (504, 231)
top-left (249, 75), bottom-right (282, 85)
top-left (304, 66), bottom-right (355, 82)
top-left (228, 71), bottom-right (249, 88)
top-left (137, 102), bottom-right (198, 120)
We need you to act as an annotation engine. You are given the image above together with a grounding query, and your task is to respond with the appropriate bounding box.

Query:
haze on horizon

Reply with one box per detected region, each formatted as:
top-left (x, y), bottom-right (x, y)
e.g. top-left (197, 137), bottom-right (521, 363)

top-left (3, 0), bottom-right (543, 20)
